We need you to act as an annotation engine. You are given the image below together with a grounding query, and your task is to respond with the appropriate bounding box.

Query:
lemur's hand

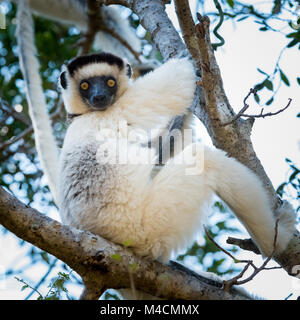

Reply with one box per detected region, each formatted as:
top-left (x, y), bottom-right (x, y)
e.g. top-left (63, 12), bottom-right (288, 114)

top-left (176, 49), bottom-right (192, 60)
top-left (176, 49), bottom-right (201, 78)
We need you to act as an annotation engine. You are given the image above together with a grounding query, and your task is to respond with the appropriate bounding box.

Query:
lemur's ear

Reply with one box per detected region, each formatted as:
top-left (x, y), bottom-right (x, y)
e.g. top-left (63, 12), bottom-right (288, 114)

top-left (126, 63), bottom-right (132, 78)
top-left (59, 71), bottom-right (68, 90)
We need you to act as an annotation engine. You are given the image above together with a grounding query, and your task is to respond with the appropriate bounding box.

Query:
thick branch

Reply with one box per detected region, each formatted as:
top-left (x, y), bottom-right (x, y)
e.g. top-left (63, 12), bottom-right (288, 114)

top-left (174, 0), bottom-right (201, 68)
top-left (131, 0), bottom-right (186, 59)
top-left (77, 0), bottom-right (102, 55)
top-left (0, 186), bottom-right (251, 300)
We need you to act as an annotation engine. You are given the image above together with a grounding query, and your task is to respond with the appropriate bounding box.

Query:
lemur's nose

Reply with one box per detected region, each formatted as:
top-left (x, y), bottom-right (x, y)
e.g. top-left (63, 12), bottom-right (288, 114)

top-left (92, 95), bottom-right (106, 104)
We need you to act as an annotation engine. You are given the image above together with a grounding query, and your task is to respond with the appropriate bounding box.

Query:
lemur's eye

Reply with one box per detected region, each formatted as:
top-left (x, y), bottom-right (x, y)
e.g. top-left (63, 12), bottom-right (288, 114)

top-left (107, 79), bottom-right (116, 87)
top-left (80, 82), bottom-right (89, 90)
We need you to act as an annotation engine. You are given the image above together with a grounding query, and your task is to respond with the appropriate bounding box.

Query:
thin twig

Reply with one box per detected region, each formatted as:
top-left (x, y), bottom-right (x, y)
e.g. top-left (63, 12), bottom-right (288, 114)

top-left (25, 259), bottom-right (58, 300)
top-left (204, 227), bottom-right (256, 268)
top-left (128, 266), bottom-right (137, 300)
top-left (0, 126), bottom-right (33, 152)
top-left (241, 98), bottom-right (292, 118)
top-left (205, 219), bottom-right (282, 291)
top-left (0, 98), bottom-right (31, 126)
top-left (221, 88), bottom-right (257, 126)
top-left (204, 227), bottom-right (237, 261)
top-left (0, 99), bottom-right (64, 152)
top-left (78, 0), bottom-right (102, 55)
top-left (224, 219), bottom-right (281, 289)
top-left (101, 26), bottom-right (141, 62)
top-left (15, 276), bottom-right (43, 299)
top-left (222, 90), bottom-right (292, 126)
top-left (77, 0), bottom-right (141, 61)
top-left (223, 261), bottom-right (252, 292)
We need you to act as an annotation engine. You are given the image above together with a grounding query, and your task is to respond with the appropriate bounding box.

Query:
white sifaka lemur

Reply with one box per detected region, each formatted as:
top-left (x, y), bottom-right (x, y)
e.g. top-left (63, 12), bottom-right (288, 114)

top-left (57, 52), bottom-right (296, 262)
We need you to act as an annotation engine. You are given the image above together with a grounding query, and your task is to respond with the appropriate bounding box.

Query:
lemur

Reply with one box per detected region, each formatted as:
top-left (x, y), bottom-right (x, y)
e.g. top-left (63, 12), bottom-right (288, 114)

top-left (57, 52), bottom-right (296, 263)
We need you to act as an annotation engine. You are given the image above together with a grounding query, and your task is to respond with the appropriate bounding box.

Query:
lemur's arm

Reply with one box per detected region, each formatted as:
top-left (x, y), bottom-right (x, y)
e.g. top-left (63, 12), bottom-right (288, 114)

top-left (120, 58), bottom-right (196, 130)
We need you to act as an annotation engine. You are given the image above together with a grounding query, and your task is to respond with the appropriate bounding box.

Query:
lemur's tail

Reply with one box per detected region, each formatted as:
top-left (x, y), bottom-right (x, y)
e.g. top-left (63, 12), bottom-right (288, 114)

top-left (204, 147), bottom-right (296, 257)
top-left (17, 0), bottom-right (59, 203)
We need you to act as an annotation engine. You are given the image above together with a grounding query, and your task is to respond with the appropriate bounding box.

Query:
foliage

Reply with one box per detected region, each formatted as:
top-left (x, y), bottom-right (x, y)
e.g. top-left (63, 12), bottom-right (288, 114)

top-left (15, 270), bottom-right (72, 300)
top-left (205, 0), bottom-right (300, 105)
top-left (277, 159), bottom-right (300, 212)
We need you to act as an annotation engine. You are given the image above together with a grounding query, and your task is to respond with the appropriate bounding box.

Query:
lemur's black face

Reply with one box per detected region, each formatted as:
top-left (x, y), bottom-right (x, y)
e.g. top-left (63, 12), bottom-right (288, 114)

top-left (79, 76), bottom-right (117, 111)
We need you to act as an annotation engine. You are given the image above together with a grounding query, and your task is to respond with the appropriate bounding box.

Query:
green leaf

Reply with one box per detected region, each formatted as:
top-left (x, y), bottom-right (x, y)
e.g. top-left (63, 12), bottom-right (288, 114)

top-left (263, 79), bottom-right (273, 91)
top-left (227, 0), bottom-right (234, 8)
top-left (257, 68), bottom-right (268, 76)
top-left (122, 239), bottom-right (133, 247)
top-left (40, 251), bottom-right (49, 264)
top-left (58, 272), bottom-right (70, 280)
top-left (276, 182), bottom-right (287, 197)
top-left (296, 77), bottom-right (300, 86)
top-left (214, 201), bottom-right (227, 213)
top-left (254, 93), bottom-right (260, 103)
top-left (279, 69), bottom-right (290, 86)
top-left (286, 32), bottom-right (299, 38)
top-left (111, 254), bottom-right (122, 262)
top-left (236, 15), bottom-right (249, 22)
top-left (129, 263), bottom-right (138, 272)
top-left (287, 39), bottom-right (299, 48)
top-left (266, 97), bottom-right (274, 105)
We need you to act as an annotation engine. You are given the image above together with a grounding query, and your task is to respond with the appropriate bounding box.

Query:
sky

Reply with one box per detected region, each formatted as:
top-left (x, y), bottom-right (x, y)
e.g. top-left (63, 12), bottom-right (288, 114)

top-left (0, 0), bottom-right (300, 300)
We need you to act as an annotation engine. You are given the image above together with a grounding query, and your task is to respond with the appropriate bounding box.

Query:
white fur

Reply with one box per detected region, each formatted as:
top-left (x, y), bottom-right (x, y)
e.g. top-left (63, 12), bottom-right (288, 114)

top-left (17, 0), bottom-right (59, 203)
top-left (59, 57), bottom-right (296, 264)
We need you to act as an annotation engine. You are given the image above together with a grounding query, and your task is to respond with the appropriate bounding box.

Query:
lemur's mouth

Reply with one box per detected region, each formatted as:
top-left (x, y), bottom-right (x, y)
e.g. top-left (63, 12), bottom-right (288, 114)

top-left (88, 96), bottom-right (116, 111)
top-left (90, 104), bottom-right (108, 111)
top-left (85, 98), bottom-right (109, 111)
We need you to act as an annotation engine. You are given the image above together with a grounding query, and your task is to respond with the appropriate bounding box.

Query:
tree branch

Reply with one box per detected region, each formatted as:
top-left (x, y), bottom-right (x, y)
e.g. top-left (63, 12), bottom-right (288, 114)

top-left (221, 88), bottom-right (257, 126)
top-left (131, 0), bottom-right (186, 60)
top-left (0, 98), bottom-right (64, 152)
top-left (226, 237), bottom-right (261, 255)
top-left (77, 0), bottom-right (102, 55)
top-left (240, 98), bottom-right (292, 119)
top-left (0, 186), bottom-right (252, 300)
top-left (222, 90), bottom-right (292, 126)
top-left (78, 1), bottom-right (141, 61)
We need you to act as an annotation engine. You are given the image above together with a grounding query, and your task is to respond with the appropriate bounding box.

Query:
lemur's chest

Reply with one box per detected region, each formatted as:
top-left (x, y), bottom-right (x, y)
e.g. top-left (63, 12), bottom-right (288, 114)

top-left (59, 141), bottom-right (115, 203)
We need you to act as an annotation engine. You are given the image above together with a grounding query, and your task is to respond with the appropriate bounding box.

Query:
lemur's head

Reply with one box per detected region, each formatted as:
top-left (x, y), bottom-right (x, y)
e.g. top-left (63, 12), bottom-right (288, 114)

top-left (59, 52), bottom-right (132, 116)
